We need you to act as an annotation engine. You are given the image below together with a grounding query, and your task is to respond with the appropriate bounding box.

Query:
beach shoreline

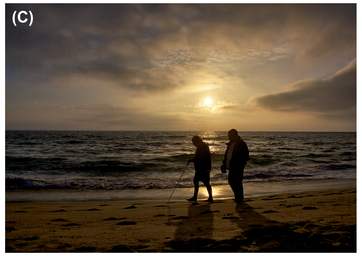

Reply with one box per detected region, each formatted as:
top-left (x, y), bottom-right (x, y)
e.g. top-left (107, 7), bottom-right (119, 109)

top-left (6, 184), bottom-right (356, 252)
top-left (6, 178), bottom-right (356, 203)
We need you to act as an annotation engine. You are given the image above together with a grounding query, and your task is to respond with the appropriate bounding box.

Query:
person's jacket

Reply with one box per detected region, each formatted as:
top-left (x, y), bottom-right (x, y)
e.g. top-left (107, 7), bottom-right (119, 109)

top-left (193, 142), bottom-right (212, 172)
top-left (223, 137), bottom-right (249, 169)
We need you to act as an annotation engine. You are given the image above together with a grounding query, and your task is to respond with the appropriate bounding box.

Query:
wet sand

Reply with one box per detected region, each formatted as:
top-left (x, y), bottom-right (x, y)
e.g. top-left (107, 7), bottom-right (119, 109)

top-left (6, 187), bottom-right (356, 252)
top-left (6, 178), bottom-right (356, 203)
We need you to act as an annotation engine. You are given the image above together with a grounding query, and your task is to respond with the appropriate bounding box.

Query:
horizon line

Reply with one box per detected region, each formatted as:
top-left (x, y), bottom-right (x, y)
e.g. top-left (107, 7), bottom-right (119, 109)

top-left (5, 129), bottom-right (356, 133)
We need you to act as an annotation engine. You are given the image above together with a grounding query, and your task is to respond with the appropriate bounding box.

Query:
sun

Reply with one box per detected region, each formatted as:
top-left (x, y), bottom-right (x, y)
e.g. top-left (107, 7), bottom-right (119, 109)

top-left (204, 98), bottom-right (212, 106)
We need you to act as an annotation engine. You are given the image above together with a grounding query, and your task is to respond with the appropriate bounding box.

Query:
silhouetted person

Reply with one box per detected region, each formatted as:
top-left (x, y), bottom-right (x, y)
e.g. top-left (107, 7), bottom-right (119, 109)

top-left (187, 136), bottom-right (213, 202)
top-left (221, 129), bottom-right (249, 203)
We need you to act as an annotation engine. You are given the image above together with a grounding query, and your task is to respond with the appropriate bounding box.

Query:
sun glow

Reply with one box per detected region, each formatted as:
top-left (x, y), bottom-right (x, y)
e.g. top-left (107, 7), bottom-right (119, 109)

top-left (204, 98), bottom-right (212, 106)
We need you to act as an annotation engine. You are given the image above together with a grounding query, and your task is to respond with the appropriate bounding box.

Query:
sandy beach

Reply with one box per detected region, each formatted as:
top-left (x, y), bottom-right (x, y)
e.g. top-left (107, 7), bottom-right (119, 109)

top-left (6, 186), bottom-right (356, 252)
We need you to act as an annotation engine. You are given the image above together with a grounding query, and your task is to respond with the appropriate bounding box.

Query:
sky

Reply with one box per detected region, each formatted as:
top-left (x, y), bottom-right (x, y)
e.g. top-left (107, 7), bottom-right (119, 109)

top-left (5, 3), bottom-right (357, 131)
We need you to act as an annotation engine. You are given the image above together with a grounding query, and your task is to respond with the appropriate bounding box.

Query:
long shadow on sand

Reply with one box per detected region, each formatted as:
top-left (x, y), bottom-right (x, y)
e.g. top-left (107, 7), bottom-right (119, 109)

top-left (166, 202), bottom-right (356, 252)
top-left (166, 202), bottom-right (214, 242)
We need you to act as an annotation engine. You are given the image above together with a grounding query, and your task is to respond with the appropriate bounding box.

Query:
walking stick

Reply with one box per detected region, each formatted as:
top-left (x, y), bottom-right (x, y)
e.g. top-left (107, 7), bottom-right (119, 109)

top-left (168, 162), bottom-right (189, 202)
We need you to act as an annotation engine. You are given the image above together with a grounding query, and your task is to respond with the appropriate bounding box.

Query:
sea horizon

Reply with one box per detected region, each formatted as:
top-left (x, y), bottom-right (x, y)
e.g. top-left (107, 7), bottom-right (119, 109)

top-left (5, 129), bottom-right (357, 132)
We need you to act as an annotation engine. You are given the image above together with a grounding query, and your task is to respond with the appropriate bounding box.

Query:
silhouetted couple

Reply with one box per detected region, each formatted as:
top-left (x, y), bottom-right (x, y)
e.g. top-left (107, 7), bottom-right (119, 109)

top-left (188, 129), bottom-right (249, 203)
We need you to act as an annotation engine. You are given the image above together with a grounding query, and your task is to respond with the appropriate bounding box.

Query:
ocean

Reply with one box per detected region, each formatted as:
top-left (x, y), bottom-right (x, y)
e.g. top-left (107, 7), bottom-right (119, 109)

top-left (5, 131), bottom-right (356, 203)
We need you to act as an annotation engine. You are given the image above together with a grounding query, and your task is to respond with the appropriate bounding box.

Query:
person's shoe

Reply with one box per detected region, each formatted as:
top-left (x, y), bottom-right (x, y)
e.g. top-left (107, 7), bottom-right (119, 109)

top-left (233, 198), bottom-right (244, 203)
top-left (205, 198), bottom-right (213, 203)
top-left (187, 197), bottom-right (197, 201)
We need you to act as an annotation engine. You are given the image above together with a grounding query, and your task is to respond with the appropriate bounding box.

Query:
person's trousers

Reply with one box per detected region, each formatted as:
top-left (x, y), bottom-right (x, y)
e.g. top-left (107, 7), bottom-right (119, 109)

top-left (228, 167), bottom-right (244, 202)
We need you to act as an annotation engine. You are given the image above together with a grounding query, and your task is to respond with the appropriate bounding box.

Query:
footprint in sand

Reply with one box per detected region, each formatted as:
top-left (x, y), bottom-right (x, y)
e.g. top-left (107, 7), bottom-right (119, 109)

top-left (302, 206), bottom-right (318, 210)
top-left (22, 236), bottom-right (39, 241)
top-left (201, 210), bottom-right (219, 214)
top-left (61, 223), bottom-right (81, 227)
top-left (222, 216), bottom-right (239, 219)
top-left (153, 214), bottom-right (166, 217)
top-left (286, 204), bottom-right (302, 208)
top-left (6, 226), bottom-right (17, 233)
top-left (171, 216), bottom-right (190, 220)
top-left (305, 223), bottom-right (320, 228)
top-left (103, 217), bottom-right (126, 221)
top-left (116, 221), bottom-right (137, 225)
top-left (57, 243), bottom-right (72, 250)
top-left (288, 195), bottom-right (304, 198)
top-left (107, 245), bottom-right (134, 252)
top-left (262, 197), bottom-right (284, 201)
top-left (74, 246), bottom-right (97, 252)
top-left (50, 209), bottom-right (67, 212)
top-left (124, 206), bottom-right (137, 209)
top-left (323, 192), bottom-right (343, 196)
top-left (243, 206), bottom-right (254, 209)
top-left (86, 208), bottom-right (100, 211)
top-left (51, 218), bottom-right (68, 222)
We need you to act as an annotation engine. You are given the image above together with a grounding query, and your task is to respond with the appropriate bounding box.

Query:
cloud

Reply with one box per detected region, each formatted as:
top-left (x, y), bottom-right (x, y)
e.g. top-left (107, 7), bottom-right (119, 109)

top-left (210, 101), bottom-right (242, 111)
top-left (5, 4), bottom-right (356, 131)
top-left (6, 4), bottom-right (356, 95)
top-left (254, 59), bottom-right (356, 115)
top-left (291, 5), bottom-right (356, 67)
top-left (6, 102), bottom-right (187, 130)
